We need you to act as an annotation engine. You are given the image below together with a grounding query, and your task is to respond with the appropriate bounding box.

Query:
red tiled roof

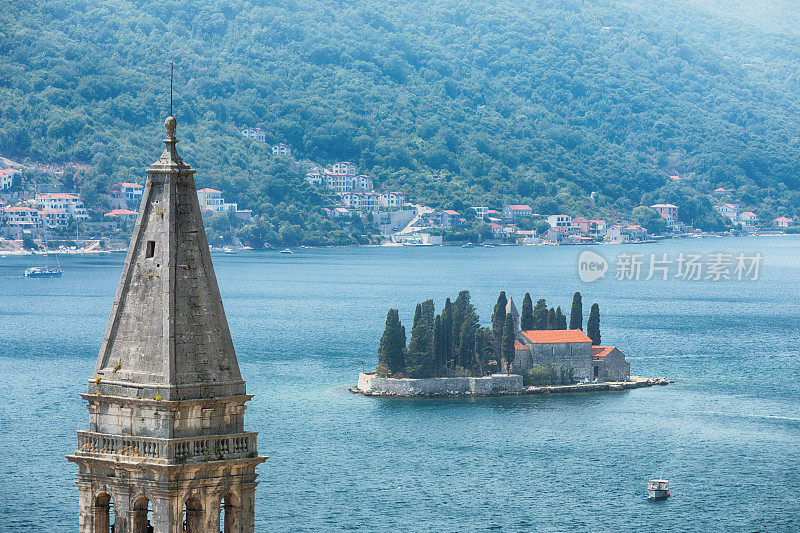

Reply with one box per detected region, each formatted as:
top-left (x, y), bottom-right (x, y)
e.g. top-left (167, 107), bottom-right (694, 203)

top-left (37, 193), bottom-right (79, 200)
top-left (713, 187), bottom-right (727, 192)
top-left (775, 216), bottom-right (793, 223)
top-left (4, 206), bottom-right (36, 212)
top-left (514, 340), bottom-right (527, 351)
top-left (442, 210), bottom-right (459, 215)
top-left (592, 346), bottom-right (615, 358)
top-left (741, 211), bottom-right (756, 217)
top-left (506, 204), bottom-right (532, 210)
top-left (104, 209), bottom-right (137, 217)
top-left (487, 209), bottom-right (500, 214)
top-left (520, 329), bottom-right (592, 344)
top-left (117, 182), bottom-right (142, 188)
top-left (197, 188), bottom-right (221, 193)
top-left (38, 210), bottom-right (68, 214)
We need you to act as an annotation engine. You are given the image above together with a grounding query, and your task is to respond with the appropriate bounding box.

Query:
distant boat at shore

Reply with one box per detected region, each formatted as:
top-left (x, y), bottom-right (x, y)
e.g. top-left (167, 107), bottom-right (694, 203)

top-left (279, 248), bottom-right (294, 254)
top-left (223, 247), bottom-right (236, 254)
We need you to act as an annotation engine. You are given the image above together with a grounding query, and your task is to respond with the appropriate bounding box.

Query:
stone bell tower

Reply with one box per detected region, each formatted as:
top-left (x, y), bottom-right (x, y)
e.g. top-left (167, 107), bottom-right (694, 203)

top-left (67, 114), bottom-right (265, 533)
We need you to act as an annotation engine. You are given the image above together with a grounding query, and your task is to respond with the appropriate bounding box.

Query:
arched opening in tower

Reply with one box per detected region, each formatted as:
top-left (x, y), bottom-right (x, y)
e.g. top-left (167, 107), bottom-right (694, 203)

top-left (93, 493), bottom-right (114, 533)
top-left (182, 496), bottom-right (203, 532)
top-left (132, 496), bottom-right (152, 533)
top-left (220, 492), bottom-right (239, 532)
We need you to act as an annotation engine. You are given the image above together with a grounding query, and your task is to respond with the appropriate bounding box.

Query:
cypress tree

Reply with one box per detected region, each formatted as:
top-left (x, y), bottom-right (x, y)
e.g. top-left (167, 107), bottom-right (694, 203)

top-left (547, 307), bottom-right (556, 329)
top-left (420, 299), bottom-right (435, 329)
top-left (407, 304), bottom-right (434, 377)
top-left (569, 291), bottom-right (583, 330)
top-left (555, 306), bottom-right (568, 329)
top-left (412, 303), bottom-right (422, 330)
top-left (473, 327), bottom-right (492, 376)
top-left (587, 303), bottom-right (601, 345)
top-left (378, 309), bottom-right (406, 374)
top-left (451, 290), bottom-right (470, 357)
top-left (491, 291), bottom-right (508, 357)
top-left (441, 298), bottom-right (454, 368)
top-left (433, 314), bottom-right (446, 376)
top-left (533, 298), bottom-right (548, 330)
top-left (457, 307), bottom-right (479, 369)
top-left (500, 313), bottom-right (516, 372)
top-left (520, 293), bottom-right (534, 330)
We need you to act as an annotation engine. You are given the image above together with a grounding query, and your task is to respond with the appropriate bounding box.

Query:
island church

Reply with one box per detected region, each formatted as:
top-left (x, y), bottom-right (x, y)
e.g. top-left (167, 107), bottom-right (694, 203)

top-left (505, 298), bottom-right (631, 382)
top-left (67, 114), bottom-right (265, 532)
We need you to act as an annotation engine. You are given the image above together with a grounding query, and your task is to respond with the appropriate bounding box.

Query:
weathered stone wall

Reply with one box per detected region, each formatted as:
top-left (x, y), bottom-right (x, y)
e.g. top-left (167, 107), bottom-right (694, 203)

top-left (593, 348), bottom-right (630, 382)
top-left (356, 373), bottom-right (523, 396)
top-left (529, 342), bottom-right (592, 380)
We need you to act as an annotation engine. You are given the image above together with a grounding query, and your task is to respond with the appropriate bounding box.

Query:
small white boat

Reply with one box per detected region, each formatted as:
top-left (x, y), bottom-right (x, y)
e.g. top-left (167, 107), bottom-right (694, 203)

top-left (222, 247), bottom-right (236, 254)
top-left (25, 266), bottom-right (62, 278)
top-left (647, 478), bottom-right (670, 500)
top-left (279, 248), bottom-right (294, 254)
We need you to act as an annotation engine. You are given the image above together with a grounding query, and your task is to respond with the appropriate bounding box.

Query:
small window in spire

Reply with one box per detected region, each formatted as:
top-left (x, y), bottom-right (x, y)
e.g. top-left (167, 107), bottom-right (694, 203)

top-left (146, 241), bottom-right (155, 258)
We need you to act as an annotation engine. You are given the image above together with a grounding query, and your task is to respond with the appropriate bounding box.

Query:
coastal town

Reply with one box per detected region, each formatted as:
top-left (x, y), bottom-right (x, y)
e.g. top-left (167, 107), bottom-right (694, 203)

top-left (1, 137), bottom-right (797, 253)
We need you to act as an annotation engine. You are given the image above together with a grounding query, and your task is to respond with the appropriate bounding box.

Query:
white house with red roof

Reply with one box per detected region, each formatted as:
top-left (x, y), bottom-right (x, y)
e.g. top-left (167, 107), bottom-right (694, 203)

top-left (739, 211), bottom-right (758, 227)
top-left (0, 168), bottom-right (21, 190)
top-left (2, 205), bottom-right (40, 225)
top-left (715, 203), bottom-right (739, 222)
top-left (773, 216), bottom-right (794, 228)
top-left (651, 203), bottom-right (678, 227)
top-left (35, 193), bottom-right (88, 220)
top-left (196, 188), bottom-right (225, 212)
top-left (272, 143), bottom-right (292, 156)
top-left (502, 204), bottom-right (533, 221)
top-left (110, 182), bottom-right (144, 210)
top-left (38, 209), bottom-right (69, 228)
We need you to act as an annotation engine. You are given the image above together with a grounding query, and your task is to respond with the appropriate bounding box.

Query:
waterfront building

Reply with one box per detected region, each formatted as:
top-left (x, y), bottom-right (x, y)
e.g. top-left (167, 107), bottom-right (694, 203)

top-left (546, 214), bottom-right (572, 230)
top-left (650, 203), bottom-right (678, 227)
top-left (432, 209), bottom-right (460, 227)
top-left (715, 203), bottom-right (739, 222)
top-left (739, 211), bottom-right (758, 227)
top-left (591, 346), bottom-right (631, 382)
top-left (502, 204), bottom-right (533, 221)
top-left (35, 193), bottom-right (89, 220)
top-left (67, 115), bottom-right (265, 532)
top-left (773, 216), bottom-right (794, 228)
top-left (103, 208), bottom-right (138, 228)
top-left (39, 209), bottom-right (69, 228)
top-left (110, 182), bottom-right (144, 210)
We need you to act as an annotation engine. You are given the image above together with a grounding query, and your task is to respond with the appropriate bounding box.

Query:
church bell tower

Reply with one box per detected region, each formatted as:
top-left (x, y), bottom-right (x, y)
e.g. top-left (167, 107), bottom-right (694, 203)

top-left (67, 114), bottom-right (265, 532)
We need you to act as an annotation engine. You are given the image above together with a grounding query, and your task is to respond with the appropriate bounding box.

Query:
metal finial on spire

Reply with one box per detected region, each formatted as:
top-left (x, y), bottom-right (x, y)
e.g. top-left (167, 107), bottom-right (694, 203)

top-left (165, 62), bottom-right (176, 137)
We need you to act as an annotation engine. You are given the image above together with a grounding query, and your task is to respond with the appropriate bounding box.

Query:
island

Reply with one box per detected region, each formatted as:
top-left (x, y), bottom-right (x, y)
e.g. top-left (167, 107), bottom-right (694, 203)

top-left (353, 291), bottom-right (670, 397)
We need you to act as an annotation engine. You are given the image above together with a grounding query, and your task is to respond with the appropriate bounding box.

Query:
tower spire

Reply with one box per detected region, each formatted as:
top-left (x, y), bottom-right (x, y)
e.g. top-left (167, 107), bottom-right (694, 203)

top-left (68, 114), bottom-right (264, 532)
top-left (169, 61), bottom-right (173, 117)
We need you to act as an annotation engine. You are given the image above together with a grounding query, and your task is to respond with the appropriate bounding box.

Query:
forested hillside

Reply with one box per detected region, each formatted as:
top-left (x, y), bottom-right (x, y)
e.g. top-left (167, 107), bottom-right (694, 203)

top-left (2, 0), bottom-right (800, 242)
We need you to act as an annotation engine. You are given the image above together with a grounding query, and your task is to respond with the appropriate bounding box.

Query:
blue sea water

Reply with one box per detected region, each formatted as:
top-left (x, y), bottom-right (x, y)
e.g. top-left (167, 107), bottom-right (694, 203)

top-left (0, 236), bottom-right (798, 531)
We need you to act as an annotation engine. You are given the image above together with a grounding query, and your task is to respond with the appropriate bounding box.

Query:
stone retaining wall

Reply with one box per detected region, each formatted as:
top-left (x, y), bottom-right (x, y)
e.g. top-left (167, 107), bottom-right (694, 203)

top-left (355, 372), bottom-right (523, 397)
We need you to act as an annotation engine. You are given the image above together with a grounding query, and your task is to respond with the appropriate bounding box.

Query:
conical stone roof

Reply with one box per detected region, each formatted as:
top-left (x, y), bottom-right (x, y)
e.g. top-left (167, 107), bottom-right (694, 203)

top-left (91, 116), bottom-right (245, 400)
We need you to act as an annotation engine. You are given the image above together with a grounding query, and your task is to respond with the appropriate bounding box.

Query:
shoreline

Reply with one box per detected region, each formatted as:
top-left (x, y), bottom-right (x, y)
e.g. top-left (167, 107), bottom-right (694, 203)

top-left (351, 372), bottom-right (672, 398)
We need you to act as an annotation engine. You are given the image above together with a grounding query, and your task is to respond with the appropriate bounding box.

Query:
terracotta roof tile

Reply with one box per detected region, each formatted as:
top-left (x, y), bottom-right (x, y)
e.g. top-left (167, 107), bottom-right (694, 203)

top-left (514, 340), bottom-right (527, 351)
top-left (592, 346), bottom-right (615, 358)
top-left (521, 329), bottom-right (592, 344)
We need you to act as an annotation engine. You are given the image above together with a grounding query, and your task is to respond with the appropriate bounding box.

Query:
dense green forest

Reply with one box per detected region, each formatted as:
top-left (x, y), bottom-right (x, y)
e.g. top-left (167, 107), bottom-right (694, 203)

top-left (2, 0), bottom-right (800, 244)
